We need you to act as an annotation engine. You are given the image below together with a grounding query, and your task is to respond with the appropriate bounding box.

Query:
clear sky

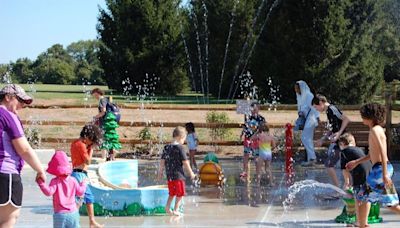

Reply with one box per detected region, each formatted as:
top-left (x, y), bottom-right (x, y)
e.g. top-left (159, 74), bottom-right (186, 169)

top-left (0, 0), bottom-right (106, 64)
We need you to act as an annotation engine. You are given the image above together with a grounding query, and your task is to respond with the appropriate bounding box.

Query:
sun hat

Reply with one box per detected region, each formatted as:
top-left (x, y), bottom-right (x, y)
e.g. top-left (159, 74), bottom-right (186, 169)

top-left (0, 84), bottom-right (33, 104)
top-left (46, 150), bottom-right (72, 176)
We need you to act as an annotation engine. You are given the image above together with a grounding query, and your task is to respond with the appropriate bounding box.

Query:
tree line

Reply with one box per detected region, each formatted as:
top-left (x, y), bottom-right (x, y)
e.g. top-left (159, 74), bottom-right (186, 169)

top-left (0, 40), bottom-right (105, 85)
top-left (2, 0), bottom-right (400, 104)
top-left (98, 0), bottom-right (400, 104)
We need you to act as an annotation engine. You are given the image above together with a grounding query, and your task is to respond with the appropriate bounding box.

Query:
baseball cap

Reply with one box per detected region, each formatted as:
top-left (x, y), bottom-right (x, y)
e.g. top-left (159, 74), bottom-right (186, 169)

top-left (0, 84), bottom-right (33, 105)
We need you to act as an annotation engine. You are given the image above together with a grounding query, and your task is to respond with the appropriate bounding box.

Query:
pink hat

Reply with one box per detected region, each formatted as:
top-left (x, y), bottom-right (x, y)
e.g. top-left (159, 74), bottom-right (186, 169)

top-left (46, 150), bottom-right (72, 176)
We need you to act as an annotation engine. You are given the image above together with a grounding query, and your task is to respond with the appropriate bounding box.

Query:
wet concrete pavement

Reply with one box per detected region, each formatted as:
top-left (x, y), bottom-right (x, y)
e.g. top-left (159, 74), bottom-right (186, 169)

top-left (15, 151), bottom-right (400, 227)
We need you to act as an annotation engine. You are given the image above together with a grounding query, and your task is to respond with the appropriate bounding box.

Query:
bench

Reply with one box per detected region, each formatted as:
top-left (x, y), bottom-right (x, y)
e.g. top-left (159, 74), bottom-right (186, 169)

top-left (313, 122), bottom-right (370, 148)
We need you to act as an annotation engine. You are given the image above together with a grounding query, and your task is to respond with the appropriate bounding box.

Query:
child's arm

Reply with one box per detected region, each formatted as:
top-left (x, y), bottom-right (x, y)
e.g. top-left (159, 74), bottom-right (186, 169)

top-left (94, 99), bottom-right (107, 119)
top-left (157, 159), bottom-right (165, 181)
top-left (195, 133), bottom-right (199, 146)
top-left (78, 143), bottom-right (91, 166)
top-left (342, 170), bottom-right (351, 189)
top-left (183, 160), bottom-right (196, 179)
top-left (346, 154), bottom-right (370, 170)
top-left (331, 114), bottom-right (351, 142)
top-left (74, 178), bottom-right (87, 197)
top-left (37, 179), bottom-right (57, 196)
top-left (239, 127), bottom-right (245, 139)
top-left (271, 137), bottom-right (277, 151)
top-left (87, 145), bottom-right (94, 162)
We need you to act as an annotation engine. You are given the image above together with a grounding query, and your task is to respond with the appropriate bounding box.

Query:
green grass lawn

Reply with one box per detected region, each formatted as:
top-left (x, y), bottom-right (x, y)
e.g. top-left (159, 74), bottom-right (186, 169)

top-left (13, 84), bottom-right (109, 93)
top-left (0, 83), bottom-right (237, 104)
top-left (3, 83), bottom-right (388, 106)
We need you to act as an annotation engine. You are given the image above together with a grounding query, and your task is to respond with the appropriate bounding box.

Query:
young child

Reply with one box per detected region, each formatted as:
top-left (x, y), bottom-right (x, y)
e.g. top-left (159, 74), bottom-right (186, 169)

top-left (185, 122), bottom-right (199, 171)
top-left (70, 124), bottom-right (104, 228)
top-left (346, 103), bottom-right (400, 228)
top-left (37, 150), bottom-right (87, 228)
top-left (239, 102), bottom-right (266, 178)
top-left (312, 94), bottom-right (350, 188)
top-left (158, 126), bottom-right (196, 216)
top-left (251, 124), bottom-right (276, 185)
top-left (91, 88), bottom-right (120, 161)
top-left (338, 133), bottom-right (372, 227)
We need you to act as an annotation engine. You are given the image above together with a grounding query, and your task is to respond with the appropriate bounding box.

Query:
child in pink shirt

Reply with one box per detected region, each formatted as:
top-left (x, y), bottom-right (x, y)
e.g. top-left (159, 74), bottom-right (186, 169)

top-left (36, 150), bottom-right (86, 228)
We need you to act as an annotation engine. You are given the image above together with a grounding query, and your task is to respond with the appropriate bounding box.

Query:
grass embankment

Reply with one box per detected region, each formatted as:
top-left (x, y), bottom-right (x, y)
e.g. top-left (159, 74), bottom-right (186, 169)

top-left (5, 84), bottom-right (237, 105)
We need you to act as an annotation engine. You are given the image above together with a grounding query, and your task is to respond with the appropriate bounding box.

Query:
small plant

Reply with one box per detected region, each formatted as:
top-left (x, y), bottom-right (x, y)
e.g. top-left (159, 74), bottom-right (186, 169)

top-left (206, 111), bottom-right (233, 141)
top-left (206, 111), bottom-right (233, 153)
top-left (272, 128), bottom-right (286, 154)
top-left (272, 128), bottom-right (302, 157)
top-left (138, 127), bottom-right (152, 140)
top-left (24, 127), bottom-right (41, 148)
top-left (132, 127), bottom-right (158, 158)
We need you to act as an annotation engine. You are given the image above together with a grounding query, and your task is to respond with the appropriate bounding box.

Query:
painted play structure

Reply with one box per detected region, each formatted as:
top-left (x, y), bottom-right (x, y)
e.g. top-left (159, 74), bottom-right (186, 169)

top-left (80, 160), bottom-right (171, 216)
top-left (335, 188), bottom-right (382, 224)
top-left (80, 152), bottom-right (224, 216)
top-left (198, 153), bottom-right (225, 186)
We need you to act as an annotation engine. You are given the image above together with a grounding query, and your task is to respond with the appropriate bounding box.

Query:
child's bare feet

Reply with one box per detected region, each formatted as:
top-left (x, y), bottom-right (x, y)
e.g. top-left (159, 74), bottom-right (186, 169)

top-left (165, 208), bottom-right (173, 215)
top-left (173, 211), bottom-right (183, 216)
top-left (90, 221), bottom-right (104, 228)
top-left (346, 223), bottom-right (369, 227)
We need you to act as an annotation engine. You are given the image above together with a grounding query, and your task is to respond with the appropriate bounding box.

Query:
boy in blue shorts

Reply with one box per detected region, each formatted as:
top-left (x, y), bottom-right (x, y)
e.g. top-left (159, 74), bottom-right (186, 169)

top-left (71, 125), bottom-right (103, 228)
top-left (338, 133), bottom-right (372, 227)
top-left (347, 103), bottom-right (400, 228)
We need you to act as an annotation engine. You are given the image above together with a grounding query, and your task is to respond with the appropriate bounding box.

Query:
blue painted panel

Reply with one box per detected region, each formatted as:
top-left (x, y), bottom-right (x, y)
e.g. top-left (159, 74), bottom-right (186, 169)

top-left (99, 160), bottom-right (138, 188)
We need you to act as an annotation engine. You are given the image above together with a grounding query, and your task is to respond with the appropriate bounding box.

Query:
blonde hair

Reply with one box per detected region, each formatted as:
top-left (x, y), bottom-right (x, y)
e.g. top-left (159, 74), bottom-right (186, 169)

top-left (338, 133), bottom-right (356, 146)
top-left (173, 126), bottom-right (186, 138)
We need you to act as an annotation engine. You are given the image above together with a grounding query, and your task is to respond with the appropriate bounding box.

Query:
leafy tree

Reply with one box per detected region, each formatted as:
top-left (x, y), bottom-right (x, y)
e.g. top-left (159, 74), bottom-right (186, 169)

top-left (249, 0), bottom-right (397, 104)
top-left (0, 64), bottom-right (12, 82)
top-left (67, 40), bottom-right (105, 84)
top-left (11, 58), bottom-right (34, 83)
top-left (33, 58), bottom-right (75, 84)
top-left (32, 44), bottom-right (75, 84)
top-left (181, 0), bottom-right (400, 104)
top-left (184, 0), bottom-right (262, 99)
top-left (98, 0), bottom-right (188, 95)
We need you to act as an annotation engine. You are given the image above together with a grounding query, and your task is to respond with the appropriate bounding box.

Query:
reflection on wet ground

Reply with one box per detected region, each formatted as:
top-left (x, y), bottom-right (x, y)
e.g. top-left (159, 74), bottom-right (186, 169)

top-left (138, 160), bottom-right (346, 209)
top-left (17, 159), bottom-right (400, 227)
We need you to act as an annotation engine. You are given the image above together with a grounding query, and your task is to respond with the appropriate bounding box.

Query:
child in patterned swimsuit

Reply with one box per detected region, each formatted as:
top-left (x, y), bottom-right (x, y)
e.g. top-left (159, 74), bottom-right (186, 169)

top-left (346, 103), bottom-right (400, 228)
top-left (252, 124), bottom-right (276, 185)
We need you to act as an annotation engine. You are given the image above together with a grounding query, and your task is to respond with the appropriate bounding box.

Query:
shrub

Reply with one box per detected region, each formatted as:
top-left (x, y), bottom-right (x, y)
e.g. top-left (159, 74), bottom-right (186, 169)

top-left (272, 127), bottom-right (302, 158)
top-left (24, 127), bottom-right (41, 148)
top-left (138, 127), bottom-right (152, 140)
top-left (205, 111), bottom-right (233, 141)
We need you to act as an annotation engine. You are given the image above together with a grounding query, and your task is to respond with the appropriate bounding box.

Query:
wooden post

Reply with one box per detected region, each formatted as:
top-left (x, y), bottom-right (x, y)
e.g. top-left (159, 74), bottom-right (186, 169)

top-left (385, 83), bottom-right (393, 159)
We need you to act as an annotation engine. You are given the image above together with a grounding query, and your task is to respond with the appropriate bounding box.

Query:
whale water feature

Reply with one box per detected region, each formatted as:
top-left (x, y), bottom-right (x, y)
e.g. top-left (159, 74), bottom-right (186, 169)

top-left (283, 179), bottom-right (350, 212)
